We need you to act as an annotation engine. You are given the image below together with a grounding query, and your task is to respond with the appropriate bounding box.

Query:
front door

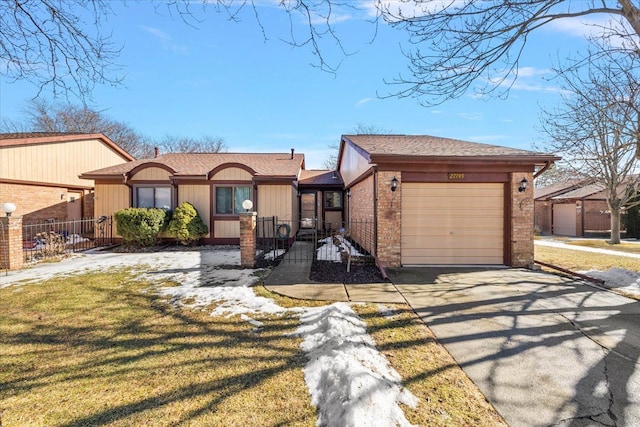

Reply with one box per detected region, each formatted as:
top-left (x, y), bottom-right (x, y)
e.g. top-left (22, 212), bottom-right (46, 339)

top-left (300, 192), bottom-right (316, 228)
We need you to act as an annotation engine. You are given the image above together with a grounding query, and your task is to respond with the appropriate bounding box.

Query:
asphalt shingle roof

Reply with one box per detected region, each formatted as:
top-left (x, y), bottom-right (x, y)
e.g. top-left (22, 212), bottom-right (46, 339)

top-left (299, 170), bottom-right (343, 186)
top-left (82, 152), bottom-right (305, 178)
top-left (343, 134), bottom-right (557, 159)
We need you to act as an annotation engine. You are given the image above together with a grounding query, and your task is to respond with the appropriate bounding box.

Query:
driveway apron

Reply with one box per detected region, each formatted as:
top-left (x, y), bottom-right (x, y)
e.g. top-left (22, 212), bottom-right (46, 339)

top-left (389, 268), bottom-right (640, 427)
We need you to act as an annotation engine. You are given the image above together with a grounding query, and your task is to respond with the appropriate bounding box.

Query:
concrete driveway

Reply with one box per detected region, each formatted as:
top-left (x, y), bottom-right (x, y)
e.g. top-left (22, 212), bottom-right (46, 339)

top-left (388, 268), bottom-right (640, 427)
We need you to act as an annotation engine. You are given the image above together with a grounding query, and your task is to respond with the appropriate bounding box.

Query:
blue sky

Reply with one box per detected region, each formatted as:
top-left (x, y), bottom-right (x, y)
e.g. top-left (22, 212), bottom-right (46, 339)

top-left (0, 1), bottom-right (595, 169)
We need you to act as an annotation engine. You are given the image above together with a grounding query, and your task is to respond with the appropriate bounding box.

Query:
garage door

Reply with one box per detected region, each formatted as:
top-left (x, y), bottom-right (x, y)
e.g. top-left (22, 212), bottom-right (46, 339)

top-left (553, 203), bottom-right (577, 236)
top-left (401, 183), bottom-right (504, 265)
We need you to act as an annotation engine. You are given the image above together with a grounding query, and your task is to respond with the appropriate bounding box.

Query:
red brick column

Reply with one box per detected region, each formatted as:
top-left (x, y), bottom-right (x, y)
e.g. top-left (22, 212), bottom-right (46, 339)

top-left (376, 171), bottom-right (402, 268)
top-left (510, 172), bottom-right (535, 267)
top-left (0, 216), bottom-right (24, 271)
top-left (239, 212), bottom-right (257, 268)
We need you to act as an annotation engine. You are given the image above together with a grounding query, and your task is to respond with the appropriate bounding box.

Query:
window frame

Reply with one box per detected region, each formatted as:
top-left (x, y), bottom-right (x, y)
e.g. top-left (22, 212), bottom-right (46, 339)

top-left (324, 191), bottom-right (343, 210)
top-left (214, 185), bottom-right (253, 215)
top-left (133, 185), bottom-right (173, 209)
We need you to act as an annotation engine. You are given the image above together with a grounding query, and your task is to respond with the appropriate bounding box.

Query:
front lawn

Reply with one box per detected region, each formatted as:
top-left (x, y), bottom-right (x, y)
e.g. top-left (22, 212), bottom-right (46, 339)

top-left (0, 256), bottom-right (505, 426)
top-left (534, 245), bottom-right (640, 273)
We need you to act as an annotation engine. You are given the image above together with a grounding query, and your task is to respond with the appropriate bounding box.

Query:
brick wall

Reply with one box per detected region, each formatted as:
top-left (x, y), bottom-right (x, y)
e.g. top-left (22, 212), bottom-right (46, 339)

top-left (239, 212), bottom-right (256, 268)
top-left (84, 190), bottom-right (95, 218)
top-left (583, 200), bottom-right (610, 233)
top-left (347, 174), bottom-right (375, 254)
top-left (375, 171), bottom-right (402, 268)
top-left (510, 172), bottom-right (535, 267)
top-left (0, 216), bottom-right (24, 270)
top-left (0, 182), bottom-right (69, 222)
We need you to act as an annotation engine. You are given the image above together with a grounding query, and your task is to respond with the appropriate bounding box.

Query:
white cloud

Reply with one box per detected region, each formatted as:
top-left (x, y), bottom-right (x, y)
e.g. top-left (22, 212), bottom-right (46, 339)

top-left (355, 97), bottom-right (374, 107)
top-left (140, 25), bottom-right (189, 55)
top-left (459, 112), bottom-right (483, 121)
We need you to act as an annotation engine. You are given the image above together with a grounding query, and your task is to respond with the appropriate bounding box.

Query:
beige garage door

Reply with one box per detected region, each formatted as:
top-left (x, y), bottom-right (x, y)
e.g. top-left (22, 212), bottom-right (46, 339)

top-left (401, 183), bottom-right (504, 265)
top-left (552, 203), bottom-right (577, 236)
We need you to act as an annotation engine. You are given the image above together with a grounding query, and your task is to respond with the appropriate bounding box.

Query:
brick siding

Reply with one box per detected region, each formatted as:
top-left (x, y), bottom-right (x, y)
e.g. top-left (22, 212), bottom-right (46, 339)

top-left (239, 212), bottom-right (256, 268)
top-left (375, 171), bottom-right (402, 268)
top-left (346, 174), bottom-right (375, 254)
top-left (510, 172), bottom-right (534, 267)
top-left (0, 216), bottom-right (24, 270)
top-left (0, 183), bottom-right (94, 222)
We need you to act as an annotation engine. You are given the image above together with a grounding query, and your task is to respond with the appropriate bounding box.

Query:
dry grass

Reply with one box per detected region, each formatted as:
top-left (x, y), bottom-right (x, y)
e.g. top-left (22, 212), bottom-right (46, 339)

top-left (1, 272), bottom-right (506, 426)
top-left (535, 245), bottom-right (640, 273)
top-left (565, 239), bottom-right (640, 254)
top-left (0, 272), bottom-right (315, 426)
top-left (354, 304), bottom-right (507, 427)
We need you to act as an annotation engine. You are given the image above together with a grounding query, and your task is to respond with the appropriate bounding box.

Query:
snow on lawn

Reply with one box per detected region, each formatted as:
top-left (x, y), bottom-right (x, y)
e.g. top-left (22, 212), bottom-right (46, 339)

top-left (579, 268), bottom-right (640, 298)
top-left (0, 247), bottom-right (418, 426)
top-left (291, 303), bottom-right (418, 427)
top-left (534, 239), bottom-right (640, 298)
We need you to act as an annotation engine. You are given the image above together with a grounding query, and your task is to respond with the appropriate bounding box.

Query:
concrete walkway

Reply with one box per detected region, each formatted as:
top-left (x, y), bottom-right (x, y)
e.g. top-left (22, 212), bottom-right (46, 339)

top-left (265, 264), bottom-right (640, 427)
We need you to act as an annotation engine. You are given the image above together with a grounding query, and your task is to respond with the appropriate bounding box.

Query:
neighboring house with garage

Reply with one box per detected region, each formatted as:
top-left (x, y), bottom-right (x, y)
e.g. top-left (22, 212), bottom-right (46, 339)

top-left (0, 132), bottom-right (134, 222)
top-left (534, 180), bottom-right (616, 237)
top-left (337, 134), bottom-right (559, 268)
top-left (80, 151), bottom-right (309, 243)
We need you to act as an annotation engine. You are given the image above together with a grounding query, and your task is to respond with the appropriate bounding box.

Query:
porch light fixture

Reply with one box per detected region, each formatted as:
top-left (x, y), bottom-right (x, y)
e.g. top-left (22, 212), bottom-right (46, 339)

top-left (391, 176), bottom-right (398, 192)
top-left (518, 178), bottom-right (528, 193)
top-left (2, 202), bottom-right (16, 217)
top-left (346, 189), bottom-right (351, 198)
top-left (241, 199), bottom-right (253, 212)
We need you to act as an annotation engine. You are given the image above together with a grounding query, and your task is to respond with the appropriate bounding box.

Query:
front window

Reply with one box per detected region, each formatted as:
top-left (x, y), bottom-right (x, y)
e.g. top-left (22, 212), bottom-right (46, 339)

top-left (215, 186), bottom-right (252, 214)
top-left (135, 186), bottom-right (171, 209)
top-left (325, 191), bottom-right (342, 209)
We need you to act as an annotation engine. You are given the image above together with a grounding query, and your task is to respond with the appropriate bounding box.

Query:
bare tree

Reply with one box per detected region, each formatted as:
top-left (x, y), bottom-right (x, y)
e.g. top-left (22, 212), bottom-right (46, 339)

top-left (0, 1), bottom-right (122, 100)
top-left (533, 164), bottom-right (588, 188)
top-left (540, 49), bottom-right (640, 243)
top-left (156, 135), bottom-right (227, 154)
top-left (322, 123), bottom-right (393, 169)
top-left (19, 100), bottom-right (152, 158)
top-left (379, 0), bottom-right (640, 105)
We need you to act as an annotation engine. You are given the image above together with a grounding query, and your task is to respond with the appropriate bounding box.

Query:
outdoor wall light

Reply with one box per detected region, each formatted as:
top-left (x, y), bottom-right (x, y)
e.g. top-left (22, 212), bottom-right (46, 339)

top-left (518, 178), bottom-right (528, 193)
top-left (346, 189), bottom-right (351, 198)
top-left (241, 199), bottom-right (253, 212)
top-left (391, 176), bottom-right (399, 192)
top-left (2, 202), bottom-right (16, 217)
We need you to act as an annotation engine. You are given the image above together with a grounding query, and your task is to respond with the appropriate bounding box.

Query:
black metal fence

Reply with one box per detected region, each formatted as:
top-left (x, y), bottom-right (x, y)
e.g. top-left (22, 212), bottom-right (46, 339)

top-left (255, 217), bottom-right (375, 266)
top-left (22, 216), bottom-right (113, 263)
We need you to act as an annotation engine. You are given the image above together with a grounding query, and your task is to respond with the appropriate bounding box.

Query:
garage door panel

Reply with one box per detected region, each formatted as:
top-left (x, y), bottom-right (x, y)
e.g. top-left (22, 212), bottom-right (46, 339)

top-left (553, 204), bottom-right (577, 236)
top-left (402, 235), bottom-right (503, 248)
top-left (401, 182), bottom-right (504, 265)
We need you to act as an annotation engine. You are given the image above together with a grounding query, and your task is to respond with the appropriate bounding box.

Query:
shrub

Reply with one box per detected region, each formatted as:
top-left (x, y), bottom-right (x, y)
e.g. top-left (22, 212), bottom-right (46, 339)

top-left (623, 202), bottom-right (640, 239)
top-left (114, 208), bottom-right (170, 247)
top-left (167, 202), bottom-right (208, 245)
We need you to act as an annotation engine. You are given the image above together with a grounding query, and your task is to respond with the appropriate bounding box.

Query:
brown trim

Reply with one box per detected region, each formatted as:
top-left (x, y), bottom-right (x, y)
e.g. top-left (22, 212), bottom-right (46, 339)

top-left (80, 174), bottom-right (127, 183)
top-left (371, 153), bottom-right (559, 166)
top-left (202, 237), bottom-right (240, 245)
top-left (207, 163), bottom-right (256, 180)
top-left (0, 178), bottom-right (93, 191)
top-left (253, 177), bottom-right (298, 184)
top-left (377, 162), bottom-right (534, 173)
top-left (504, 182), bottom-right (512, 266)
top-left (0, 133), bottom-right (135, 161)
top-left (402, 171), bottom-right (509, 183)
top-left (211, 180), bottom-right (254, 185)
top-left (127, 180), bottom-right (172, 185)
top-left (128, 162), bottom-right (177, 178)
top-left (344, 166), bottom-right (375, 190)
top-left (211, 214), bottom-right (241, 220)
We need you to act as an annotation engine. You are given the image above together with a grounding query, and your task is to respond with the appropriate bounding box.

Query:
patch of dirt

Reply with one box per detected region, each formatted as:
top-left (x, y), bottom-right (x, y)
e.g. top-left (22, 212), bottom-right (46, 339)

top-left (309, 261), bottom-right (388, 284)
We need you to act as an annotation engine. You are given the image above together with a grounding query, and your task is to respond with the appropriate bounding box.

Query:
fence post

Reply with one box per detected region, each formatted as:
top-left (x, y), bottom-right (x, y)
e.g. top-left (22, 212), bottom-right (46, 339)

top-left (0, 216), bottom-right (24, 271)
top-left (239, 212), bottom-right (257, 268)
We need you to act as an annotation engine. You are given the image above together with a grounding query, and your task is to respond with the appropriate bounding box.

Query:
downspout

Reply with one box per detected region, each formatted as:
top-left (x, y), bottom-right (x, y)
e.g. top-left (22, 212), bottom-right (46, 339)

top-left (534, 161), bottom-right (553, 179)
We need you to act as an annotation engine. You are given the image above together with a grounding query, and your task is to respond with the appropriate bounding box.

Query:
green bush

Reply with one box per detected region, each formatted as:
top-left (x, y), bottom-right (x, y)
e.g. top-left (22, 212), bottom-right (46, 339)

top-left (114, 208), bottom-right (171, 247)
top-left (167, 202), bottom-right (208, 245)
top-left (623, 202), bottom-right (640, 239)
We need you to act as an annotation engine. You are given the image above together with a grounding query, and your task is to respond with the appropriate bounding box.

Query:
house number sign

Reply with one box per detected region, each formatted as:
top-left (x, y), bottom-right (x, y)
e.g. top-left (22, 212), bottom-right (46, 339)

top-left (448, 173), bottom-right (465, 180)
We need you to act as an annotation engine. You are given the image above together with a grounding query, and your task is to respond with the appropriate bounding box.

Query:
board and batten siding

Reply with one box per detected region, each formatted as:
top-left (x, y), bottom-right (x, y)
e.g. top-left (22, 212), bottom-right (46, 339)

top-left (214, 220), bottom-right (240, 238)
top-left (178, 184), bottom-right (211, 238)
top-left (130, 167), bottom-right (172, 181)
top-left (95, 183), bottom-right (130, 237)
top-left (1, 138), bottom-right (129, 187)
top-left (339, 142), bottom-right (372, 187)
top-left (210, 167), bottom-right (253, 181)
top-left (257, 185), bottom-right (294, 220)
top-left (401, 183), bottom-right (504, 265)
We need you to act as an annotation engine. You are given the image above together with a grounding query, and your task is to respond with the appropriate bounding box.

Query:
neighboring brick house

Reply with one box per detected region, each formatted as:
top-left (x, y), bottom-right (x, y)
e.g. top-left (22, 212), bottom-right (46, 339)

top-left (535, 180), bottom-right (615, 237)
top-left (0, 133), bottom-right (134, 222)
top-left (337, 134), bottom-right (559, 268)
